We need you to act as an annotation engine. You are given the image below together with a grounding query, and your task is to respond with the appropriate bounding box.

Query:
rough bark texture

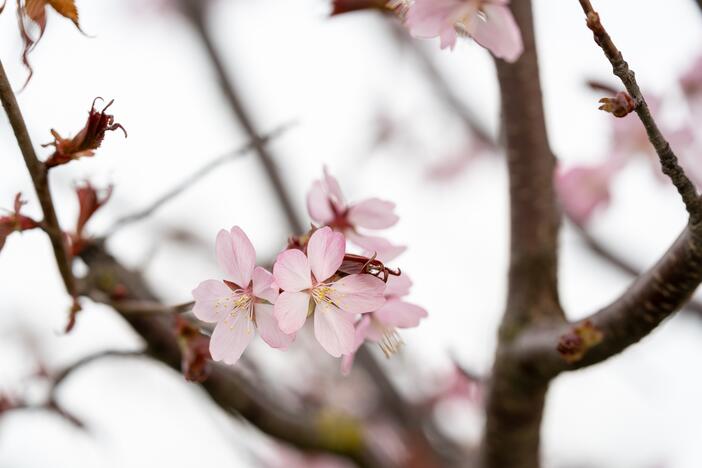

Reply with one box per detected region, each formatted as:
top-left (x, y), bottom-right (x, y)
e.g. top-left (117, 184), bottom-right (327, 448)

top-left (482, 2), bottom-right (563, 468)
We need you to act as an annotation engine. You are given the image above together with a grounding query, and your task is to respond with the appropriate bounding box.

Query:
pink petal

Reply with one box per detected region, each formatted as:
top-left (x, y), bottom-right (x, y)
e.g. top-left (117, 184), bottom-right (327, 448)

top-left (329, 274), bottom-right (386, 314)
top-left (306, 180), bottom-right (335, 225)
top-left (274, 291), bottom-right (311, 334)
top-left (555, 163), bottom-right (619, 226)
top-left (255, 303), bottom-right (294, 349)
top-left (273, 249), bottom-right (312, 292)
top-left (340, 317), bottom-right (371, 376)
top-left (323, 166), bottom-right (346, 213)
top-left (314, 302), bottom-right (355, 357)
top-left (347, 198), bottom-right (399, 229)
top-left (346, 230), bottom-right (406, 263)
top-left (209, 311), bottom-right (255, 365)
top-left (374, 299), bottom-right (428, 329)
top-left (307, 227), bottom-right (345, 283)
top-left (405, 0), bottom-right (467, 38)
top-left (215, 226), bottom-right (256, 288)
top-left (340, 353), bottom-right (356, 376)
top-left (439, 26), bottom-right (458, 50)
top-left (252, 266), bottom-right (279, 303)
top-left (191, 280), bottom-right (235, 323)
top-left (466, 4), bottom-right (523, 63)
top-left (384, 274), bottom-right (412, 299)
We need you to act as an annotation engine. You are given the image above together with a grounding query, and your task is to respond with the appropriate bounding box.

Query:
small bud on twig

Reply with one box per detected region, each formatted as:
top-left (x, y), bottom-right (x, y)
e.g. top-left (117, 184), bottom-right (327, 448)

top-left (598, 91), bottom-right (635, 118)
top-left (557, 320), bottom-right (604, 363)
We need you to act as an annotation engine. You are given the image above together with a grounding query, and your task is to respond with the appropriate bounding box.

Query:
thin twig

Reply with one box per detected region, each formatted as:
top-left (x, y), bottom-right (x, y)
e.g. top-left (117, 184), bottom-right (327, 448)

top-left (178, 0), bottom-right (304, 235)
top-left (49, 350), bottom-right (146, 400)
top-left (577, 0), bottom-right (702, 224)
top-left (0, 59), bottom-right (76, 299)
top-left (107, 123), bottom-right (294, 235)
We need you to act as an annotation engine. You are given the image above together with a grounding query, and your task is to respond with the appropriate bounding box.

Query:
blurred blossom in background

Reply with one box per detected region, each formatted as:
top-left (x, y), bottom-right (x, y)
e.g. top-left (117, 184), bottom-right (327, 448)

top-left (2, 0), bottom-right (702, 467)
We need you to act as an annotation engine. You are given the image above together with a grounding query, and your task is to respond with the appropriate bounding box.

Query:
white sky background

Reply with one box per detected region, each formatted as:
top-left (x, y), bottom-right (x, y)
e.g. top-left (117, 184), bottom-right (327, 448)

top-left (2, 0), bottom-right (702, 467)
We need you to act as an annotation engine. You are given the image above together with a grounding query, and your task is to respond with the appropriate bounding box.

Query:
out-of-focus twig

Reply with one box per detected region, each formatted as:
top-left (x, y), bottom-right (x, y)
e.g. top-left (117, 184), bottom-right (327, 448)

top-left (387, 22), bottom-right (496, 149)
top-left (49, 350), bottom-right (146, 400)
top-left (107, 123), bottom-right (294, 235)
top-left (177, 0), bottom-right (303, 235)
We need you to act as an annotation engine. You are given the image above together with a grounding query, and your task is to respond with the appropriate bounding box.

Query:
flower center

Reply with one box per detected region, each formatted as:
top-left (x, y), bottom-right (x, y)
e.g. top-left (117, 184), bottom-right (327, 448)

top-left (220, 292), bottom-right (254, 329)
top-left (377, 323), bottom-right (404, 358)
top-left (311, 284), bottom-right (334, 305)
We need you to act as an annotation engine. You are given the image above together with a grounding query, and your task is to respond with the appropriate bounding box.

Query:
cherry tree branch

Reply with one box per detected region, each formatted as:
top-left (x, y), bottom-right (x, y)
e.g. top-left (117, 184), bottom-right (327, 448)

top-left (482, 2), bottom-right (564, 468)
top-left (577, 0), bottom-right (702, 224)
top-left (0, 59), bottom-right (76, 300)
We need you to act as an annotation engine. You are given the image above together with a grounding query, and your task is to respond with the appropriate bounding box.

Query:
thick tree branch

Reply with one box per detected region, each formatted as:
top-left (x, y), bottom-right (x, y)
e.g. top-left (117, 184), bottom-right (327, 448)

top-left (0, 59), bottom-right (76, 300)
top-left (494, 4), bottom-right (563, 331)
top-left (177, 0), bottom-right (303, 235)
top-left (519, 225), bottom-right (702, 373)
top-left (577, 0), bottom-right (702, 224)
top-left (482, 2), bottom-right (563, 468)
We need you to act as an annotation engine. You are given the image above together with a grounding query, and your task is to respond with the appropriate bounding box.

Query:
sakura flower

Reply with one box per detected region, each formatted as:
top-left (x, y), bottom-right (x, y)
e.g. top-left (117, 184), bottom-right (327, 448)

top-left (273, 227), bottom-right (386, 357)
top-left (341, 274), bottom-right (427, 375)
top-left (192, 226), bottom-right (293, 365)
top-left (307, 167), bottom-right (405, 262)
top-left (403, 0), bottom-right (523, 61)
top-left (555, 161), bottom-right (621, 226)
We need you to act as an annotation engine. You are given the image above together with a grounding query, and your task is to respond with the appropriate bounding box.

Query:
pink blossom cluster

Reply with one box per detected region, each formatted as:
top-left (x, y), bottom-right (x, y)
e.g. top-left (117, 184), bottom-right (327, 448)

top-left (192, 168), bottom-right (427, 371)
top-left (395, 0), bottom-right (523, 61)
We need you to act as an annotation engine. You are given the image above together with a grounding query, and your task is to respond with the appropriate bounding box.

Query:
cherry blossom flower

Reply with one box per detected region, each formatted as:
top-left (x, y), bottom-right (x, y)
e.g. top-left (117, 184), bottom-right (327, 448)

top-left (307, 167), bottom-right (405, 262)
top-left (555, 161), bottom-right (623, 226)
top-left (402, 0), bottom-right (523, 61)
top-left (192, 226), bottom-right (293, 365)
top-left (273, 227), bottom-right (386, 357)
top-left (341, 274), bottom-right (427, 375)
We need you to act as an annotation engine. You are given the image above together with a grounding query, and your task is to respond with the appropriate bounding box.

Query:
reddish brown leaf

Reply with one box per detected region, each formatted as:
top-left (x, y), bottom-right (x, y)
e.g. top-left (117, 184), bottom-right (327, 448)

top-left (16, 0), bottom-right (84, 85)
top-left (69, 182), bottom-right (112, 256)
top-left (0, 193), bottom-right (40, 253)
top-left (44, 98), bottom-right (126, 169)
top-left (47, 0), bottom-right (79, 26)
top-left (174, 316), bottom-right (211, 383)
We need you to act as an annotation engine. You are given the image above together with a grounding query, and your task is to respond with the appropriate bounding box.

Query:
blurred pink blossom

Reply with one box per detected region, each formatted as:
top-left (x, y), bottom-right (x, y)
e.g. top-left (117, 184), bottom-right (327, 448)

top-left (403, 0), bottom-right (523, 61)
top-left (192, 226), bottom-right (293, 365)
top-left (307, 167), bottom-right (405, 262)
top-left (555, 161), bottom-right (621, 225)
top-left (273, 227), bottom-right (386, 357)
